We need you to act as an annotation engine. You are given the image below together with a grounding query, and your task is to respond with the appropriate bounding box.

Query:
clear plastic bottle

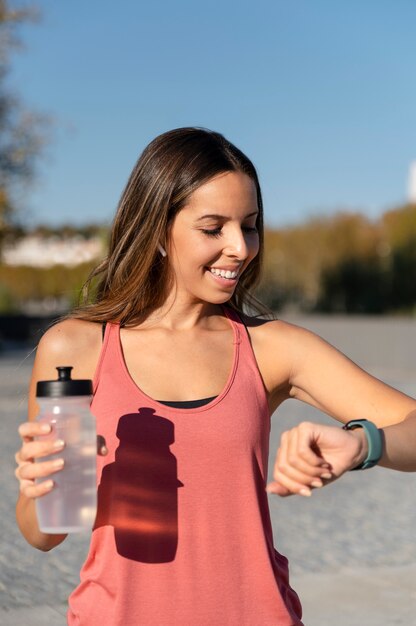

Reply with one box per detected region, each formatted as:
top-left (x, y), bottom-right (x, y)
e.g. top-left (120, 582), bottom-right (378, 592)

top-left (35, 366), bottom-right (97, 533)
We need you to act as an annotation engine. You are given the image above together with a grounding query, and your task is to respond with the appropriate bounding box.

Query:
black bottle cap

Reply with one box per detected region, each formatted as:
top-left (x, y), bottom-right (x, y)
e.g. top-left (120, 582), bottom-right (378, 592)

top-left (36, 366), bottom-right (93, 398)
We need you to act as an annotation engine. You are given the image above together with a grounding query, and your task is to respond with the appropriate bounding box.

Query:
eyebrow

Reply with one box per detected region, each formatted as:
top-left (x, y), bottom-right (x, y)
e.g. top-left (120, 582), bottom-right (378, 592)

top-left (195, 211), bottom-right (259, 222)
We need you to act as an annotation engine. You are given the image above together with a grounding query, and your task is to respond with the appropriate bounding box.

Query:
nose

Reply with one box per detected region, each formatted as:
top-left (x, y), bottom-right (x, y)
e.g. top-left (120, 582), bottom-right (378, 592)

top-left (223, 225), bottom-right (250, 260)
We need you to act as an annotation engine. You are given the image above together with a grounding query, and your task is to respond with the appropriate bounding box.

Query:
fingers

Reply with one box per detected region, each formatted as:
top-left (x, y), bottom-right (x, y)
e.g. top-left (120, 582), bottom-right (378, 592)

top-left (16, 422), bottom-right (108, 501)
top-left (17, 457), bottom-right (64, 481)
top-left (18, 421), bottom-right (52, 441)
top-left (15, 456), bottom-right (63, 498)
top-left (18, 476), bottom-right (55, 500)
top-left (97, 435), bottom-right (108, 456)
top-left (265, 480), bottom-right (294, 498)
top-left (18, 438), bottom-right (65, 463)
top-left (15, 455), bottom-right (63, 499)
top-left (15, 421), bottom-right (65, 500)
top-left (267, 422), bottom-right (333, 497)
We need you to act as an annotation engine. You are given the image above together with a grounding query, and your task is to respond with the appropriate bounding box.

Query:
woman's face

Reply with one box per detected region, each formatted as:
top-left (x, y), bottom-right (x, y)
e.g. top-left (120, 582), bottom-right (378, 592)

top-left (167, 171), bottom-right (260, 305)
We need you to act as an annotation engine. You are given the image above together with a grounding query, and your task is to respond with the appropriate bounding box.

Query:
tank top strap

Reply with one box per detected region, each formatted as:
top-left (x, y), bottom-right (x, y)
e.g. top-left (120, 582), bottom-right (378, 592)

top-left (221, 306), bottom-right (249, 348)
top-left (92, 321), bottom-right (120, 394)
top-left (221, 305), bottom-right (265, 373)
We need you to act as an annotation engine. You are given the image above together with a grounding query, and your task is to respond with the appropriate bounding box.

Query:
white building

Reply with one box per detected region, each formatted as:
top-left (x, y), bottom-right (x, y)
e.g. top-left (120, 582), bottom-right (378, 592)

top-left (2, 235), bottom-right (105, 267)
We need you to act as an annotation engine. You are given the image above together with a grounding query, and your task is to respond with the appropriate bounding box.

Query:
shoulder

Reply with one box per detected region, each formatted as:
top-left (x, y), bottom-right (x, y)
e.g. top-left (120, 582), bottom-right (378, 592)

top-left (35, 318), bottom-right (103, 381)
top-left (38, 318), bottom-right (102, 356)
top-left (242, 314), bottom-right (319, 353)
top-left (246, 315), bottom-right (340, 367)
top-left (27, 319), bottom-right (103, 419)
top-left (241, 314), bottom-right (333, 396)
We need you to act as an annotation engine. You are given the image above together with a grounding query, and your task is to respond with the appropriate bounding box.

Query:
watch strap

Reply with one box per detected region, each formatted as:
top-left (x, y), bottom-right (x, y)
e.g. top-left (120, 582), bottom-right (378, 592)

top-left (342, 419), bottom-right (383, 470)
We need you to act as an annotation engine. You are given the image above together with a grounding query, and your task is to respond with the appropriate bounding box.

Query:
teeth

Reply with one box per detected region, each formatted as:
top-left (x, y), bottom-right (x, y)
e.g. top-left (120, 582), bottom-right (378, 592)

top-left (210, 268), bottom-right (238, 279)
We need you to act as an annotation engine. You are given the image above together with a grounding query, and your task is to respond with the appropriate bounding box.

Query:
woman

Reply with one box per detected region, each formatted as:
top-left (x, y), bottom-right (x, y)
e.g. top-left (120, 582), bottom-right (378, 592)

top-left (15, 128), bottom-right (416, 626)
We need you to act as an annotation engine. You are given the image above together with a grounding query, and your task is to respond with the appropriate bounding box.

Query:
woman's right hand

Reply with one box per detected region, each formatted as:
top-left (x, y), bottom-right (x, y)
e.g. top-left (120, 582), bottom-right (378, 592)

top-left (14, 422), bottom-right (65, 500)
top-left (15, 422), bottom-right (108, 500)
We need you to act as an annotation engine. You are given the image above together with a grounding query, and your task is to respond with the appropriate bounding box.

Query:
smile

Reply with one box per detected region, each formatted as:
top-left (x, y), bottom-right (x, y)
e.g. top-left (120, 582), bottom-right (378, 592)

top-left (209, 267), bottom-right (239, 279)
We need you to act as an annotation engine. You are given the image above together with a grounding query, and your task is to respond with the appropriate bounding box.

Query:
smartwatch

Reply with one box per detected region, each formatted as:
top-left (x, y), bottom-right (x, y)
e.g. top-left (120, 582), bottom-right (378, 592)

top-left (342, 419), bottom-right (383, 470)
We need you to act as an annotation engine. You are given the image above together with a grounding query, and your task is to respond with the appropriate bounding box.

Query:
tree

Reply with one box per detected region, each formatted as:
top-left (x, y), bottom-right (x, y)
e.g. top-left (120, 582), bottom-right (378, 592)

top-left (0, 1), bottom-right (49, 244)
top-left (317, 256), bottom-right (390, 314)
top-left (260, 212), bottom-right (382, 312)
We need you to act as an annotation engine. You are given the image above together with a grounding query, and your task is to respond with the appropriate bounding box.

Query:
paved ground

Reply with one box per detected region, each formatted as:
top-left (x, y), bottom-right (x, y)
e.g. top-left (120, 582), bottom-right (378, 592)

top-left (1, 316), bottom-right (416, 625)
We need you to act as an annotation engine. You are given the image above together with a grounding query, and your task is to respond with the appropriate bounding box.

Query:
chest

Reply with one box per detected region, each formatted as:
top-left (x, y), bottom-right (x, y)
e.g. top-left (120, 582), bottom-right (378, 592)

top-left (119, 326), bottom-right (235, 401)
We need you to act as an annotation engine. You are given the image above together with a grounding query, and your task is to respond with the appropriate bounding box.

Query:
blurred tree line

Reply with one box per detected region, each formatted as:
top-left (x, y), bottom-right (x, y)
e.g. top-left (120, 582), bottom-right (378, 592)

top-left (1, 203), bottom-right (416, 315)
top-left (0, 223), bottom-right (107, 312)
top-left (0, 260), bottom-right (97, 312)
top-left (258, 203), bottom-right (416, 314)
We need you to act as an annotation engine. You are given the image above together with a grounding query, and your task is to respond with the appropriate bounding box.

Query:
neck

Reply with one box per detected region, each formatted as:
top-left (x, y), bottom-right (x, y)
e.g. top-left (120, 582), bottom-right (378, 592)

top-left (142, 298), bottom-right (225, 331)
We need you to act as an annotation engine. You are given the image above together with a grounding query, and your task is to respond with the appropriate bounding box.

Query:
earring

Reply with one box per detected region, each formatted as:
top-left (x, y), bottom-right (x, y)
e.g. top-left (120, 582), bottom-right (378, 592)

top-left (157, 243), bottom-right (167, 258)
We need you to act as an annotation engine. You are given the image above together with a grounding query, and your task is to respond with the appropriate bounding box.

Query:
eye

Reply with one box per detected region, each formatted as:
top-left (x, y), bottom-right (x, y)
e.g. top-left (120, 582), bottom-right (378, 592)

top-left (202, 228), bottom-right (222, 238)
top-left (242, 226), bottom-right (258, 234)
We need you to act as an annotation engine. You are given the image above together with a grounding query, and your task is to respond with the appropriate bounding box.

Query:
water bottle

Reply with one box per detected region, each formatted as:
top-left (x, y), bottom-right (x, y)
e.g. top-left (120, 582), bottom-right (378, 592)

top-left (35, 366), bottom-right (97, 533)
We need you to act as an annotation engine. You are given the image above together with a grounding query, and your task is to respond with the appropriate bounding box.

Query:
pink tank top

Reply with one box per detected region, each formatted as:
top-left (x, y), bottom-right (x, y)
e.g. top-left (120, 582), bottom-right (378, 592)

top-left (67, 308), bottom-right (303, 625)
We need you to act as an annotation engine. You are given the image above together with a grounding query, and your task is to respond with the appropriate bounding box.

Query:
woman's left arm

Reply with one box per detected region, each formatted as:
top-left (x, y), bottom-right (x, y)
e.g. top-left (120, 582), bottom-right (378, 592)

top-left (286, 323), bottom-right (416, 428)
top-left (256, 321), bottom-right (416, 495)
top-left (381, 414), bottom-right (416, 470)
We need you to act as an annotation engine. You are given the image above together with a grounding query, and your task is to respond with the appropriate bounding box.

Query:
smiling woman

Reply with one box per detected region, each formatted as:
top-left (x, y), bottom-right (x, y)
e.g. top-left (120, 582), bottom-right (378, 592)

top-left (167, 171), bottom-right (260, 305)
top-left (71, 127), bottom-right (267, 326)
top-left (14, 127), bottom-right (416, 626)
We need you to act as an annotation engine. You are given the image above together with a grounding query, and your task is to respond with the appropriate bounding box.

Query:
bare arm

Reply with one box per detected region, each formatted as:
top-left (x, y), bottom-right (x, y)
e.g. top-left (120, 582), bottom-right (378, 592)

top-left (287, 324), bottom-right (416, 428)
top-left (381, 412), bottom-right (416, 471)
top-left (251, 320), bottom-right (416, 496)
top-left (15, 319), bottom-right (102, 550)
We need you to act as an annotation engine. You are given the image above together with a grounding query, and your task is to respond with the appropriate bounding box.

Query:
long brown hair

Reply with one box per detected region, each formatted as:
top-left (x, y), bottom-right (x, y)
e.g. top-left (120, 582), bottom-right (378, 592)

top-left (73, 127), bottom-right (268, 326)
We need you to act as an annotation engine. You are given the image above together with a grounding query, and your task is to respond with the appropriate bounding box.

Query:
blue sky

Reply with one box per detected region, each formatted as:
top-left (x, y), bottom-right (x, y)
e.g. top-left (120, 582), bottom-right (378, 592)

top-left (10, 0), bottom-right (416, 228)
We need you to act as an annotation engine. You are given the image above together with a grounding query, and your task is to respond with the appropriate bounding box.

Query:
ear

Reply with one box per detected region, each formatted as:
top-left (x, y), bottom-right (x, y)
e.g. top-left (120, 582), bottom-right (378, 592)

top-left (157, 243), bottom-right (167, 258)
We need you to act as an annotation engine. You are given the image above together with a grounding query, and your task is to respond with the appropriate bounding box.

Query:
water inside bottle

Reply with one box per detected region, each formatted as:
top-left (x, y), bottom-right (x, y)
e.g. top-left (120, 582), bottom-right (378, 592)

top-left (36, 404), bottom-right (97, 533)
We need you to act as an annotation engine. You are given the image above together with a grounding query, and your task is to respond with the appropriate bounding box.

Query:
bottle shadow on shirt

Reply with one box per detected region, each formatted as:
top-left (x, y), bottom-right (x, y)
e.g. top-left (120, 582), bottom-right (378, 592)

top-left (94, 407), bottom-right (183, 563)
